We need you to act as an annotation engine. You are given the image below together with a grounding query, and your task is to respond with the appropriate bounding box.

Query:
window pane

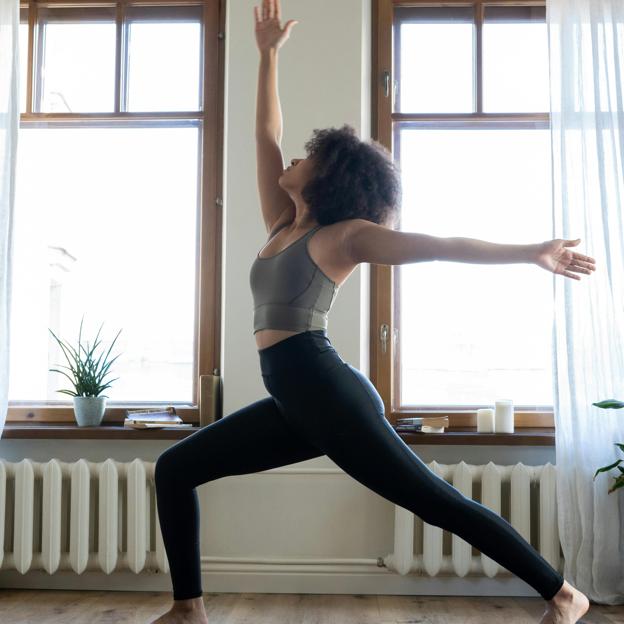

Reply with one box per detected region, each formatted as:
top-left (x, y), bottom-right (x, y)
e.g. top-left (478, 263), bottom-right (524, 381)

top-left (38, 7), bottom-right (117, 113)
top-left (127, 6), bottom-right (202, 112)
top-left (394, 7), bottom-right (474, 114)
top-left (10, 124), bottom-right (200, 403)
top-left (483, 7), bottom-right (549, 113)
top-left (19, 10), bottom-right (28, 113)
top-left (397, 125), bottom-right (553, 408)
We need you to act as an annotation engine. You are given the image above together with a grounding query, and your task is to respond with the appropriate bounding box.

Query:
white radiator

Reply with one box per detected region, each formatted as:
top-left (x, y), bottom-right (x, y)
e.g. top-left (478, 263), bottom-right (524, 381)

top-left (0, 458), bottom-right (168, 574)
top-left (384, 461), bottom-right (563, 578)
top-left (0, 458), bottom-right (562, 585)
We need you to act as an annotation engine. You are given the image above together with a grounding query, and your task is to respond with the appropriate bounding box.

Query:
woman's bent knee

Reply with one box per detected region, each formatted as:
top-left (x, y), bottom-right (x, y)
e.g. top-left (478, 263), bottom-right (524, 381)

top-left (154, 449), bottom-right (178, 489)
top-left (155, 443), bottom-right (223, 491)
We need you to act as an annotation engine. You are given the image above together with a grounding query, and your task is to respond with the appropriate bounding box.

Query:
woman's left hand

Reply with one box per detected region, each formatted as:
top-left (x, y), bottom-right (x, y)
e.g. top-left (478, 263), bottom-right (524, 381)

top-left (533, 238), bottom-right (596, 280)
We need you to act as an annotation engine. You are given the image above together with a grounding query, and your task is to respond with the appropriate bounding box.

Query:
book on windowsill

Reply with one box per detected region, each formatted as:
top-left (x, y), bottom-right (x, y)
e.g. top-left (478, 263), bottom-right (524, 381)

top-left (124, 406), bottom-right (191, 429)
top-left (124, 421), bottom-right (194, 430)
top-left (394, 415), bottom-right (449, 434)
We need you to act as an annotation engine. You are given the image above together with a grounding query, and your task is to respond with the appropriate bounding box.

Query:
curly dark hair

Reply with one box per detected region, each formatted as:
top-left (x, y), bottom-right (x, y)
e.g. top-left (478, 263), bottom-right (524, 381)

top-left (301, 124), bottom-right (401, 228)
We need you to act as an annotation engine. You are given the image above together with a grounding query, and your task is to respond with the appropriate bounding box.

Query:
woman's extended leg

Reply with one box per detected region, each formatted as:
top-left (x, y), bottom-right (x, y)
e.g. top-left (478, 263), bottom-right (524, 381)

top-left (154, 396), bottom-right (324, 604)
top-left (301, 362), bottom-right (566, 603)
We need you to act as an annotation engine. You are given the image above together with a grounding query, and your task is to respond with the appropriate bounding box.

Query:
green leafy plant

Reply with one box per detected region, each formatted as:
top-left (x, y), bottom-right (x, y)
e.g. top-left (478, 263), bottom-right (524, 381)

top-left (48, 315), bottom-right (123, 398)
top-left (592, 399), bottom-right (624, 493)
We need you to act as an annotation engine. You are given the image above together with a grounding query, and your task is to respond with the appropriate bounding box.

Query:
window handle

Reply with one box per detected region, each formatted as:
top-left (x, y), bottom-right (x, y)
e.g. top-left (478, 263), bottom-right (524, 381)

top-left (380, 323), bottom-right (390, 354)
top-left (382, 71), bottom-right (390, 98)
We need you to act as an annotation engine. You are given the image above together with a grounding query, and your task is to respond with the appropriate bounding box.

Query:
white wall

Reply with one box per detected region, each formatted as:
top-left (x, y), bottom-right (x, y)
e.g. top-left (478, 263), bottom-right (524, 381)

top-left (0, 0), bottom-right (557, 598)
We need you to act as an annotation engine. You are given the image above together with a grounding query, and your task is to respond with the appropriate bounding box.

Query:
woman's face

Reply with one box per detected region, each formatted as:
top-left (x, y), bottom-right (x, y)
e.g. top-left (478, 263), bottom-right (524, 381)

top-left (279, 156), bottom-right (316, 195)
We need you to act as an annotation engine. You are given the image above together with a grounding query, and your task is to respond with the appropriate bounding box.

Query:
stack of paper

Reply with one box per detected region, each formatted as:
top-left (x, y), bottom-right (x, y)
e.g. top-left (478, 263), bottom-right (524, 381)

top-left (124, 407), bottom-right (193, 429)
top-left (394, 415), bottom-right (448, 434)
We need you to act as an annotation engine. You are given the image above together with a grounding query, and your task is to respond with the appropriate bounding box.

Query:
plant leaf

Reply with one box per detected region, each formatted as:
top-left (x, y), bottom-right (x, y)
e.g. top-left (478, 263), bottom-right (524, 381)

top-left (49, 367), bottom-right (80, 387)
top-left (592, 399), bottom-right (624, 409)
top-left (49, 328), bottom-right (80, 377)
top-left (608, 474), bottom-right (624, 494)
top-left (56, 389), bottom-right (78, 397)
top-left (102, 328), bottom-right (123, 368)
top-left (593, 459), bottom-right (622, 479)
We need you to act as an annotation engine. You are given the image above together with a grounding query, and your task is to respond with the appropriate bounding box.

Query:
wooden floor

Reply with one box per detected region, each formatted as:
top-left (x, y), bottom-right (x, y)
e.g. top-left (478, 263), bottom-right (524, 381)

top-left (0, 589), bottom-right (623, 623)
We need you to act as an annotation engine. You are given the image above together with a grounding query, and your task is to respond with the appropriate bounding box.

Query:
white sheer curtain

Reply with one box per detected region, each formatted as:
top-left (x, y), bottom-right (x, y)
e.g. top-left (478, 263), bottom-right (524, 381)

top-left (0, 0), bottom-right (19, 439)
top-left (548, 0), bottom-right (624, 604)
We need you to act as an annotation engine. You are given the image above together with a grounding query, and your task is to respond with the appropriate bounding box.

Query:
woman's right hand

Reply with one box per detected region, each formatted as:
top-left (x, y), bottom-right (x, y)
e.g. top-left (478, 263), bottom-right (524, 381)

top-left (254, 0), bottom-right (298, 53)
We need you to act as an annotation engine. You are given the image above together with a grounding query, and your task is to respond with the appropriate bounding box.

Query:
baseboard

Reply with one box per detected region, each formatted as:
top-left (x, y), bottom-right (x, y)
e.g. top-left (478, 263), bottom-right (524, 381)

top-left (0, 567), bottom-right (541, 599)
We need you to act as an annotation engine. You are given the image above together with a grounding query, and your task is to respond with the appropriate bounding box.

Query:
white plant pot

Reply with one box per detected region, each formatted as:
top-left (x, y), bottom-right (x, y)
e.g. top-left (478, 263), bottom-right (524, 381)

top-left (73, 396), bottom-right (107, 427)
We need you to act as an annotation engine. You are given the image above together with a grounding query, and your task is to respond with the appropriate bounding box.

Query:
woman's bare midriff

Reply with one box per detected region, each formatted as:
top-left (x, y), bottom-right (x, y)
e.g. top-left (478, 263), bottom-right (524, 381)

top-left (254, 328), bottom-right (307, 350)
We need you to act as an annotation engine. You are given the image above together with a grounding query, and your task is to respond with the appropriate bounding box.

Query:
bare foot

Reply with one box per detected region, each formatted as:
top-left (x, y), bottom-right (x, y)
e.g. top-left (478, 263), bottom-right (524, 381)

top-left (149, 596), bottom-right (209, 624)
top-left (539, 579), bottom-right (590, 623)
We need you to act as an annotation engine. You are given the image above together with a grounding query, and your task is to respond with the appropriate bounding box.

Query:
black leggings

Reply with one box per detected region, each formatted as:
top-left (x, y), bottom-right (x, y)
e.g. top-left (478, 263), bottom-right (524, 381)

top-left (154, 329), bottom-right (565, 602)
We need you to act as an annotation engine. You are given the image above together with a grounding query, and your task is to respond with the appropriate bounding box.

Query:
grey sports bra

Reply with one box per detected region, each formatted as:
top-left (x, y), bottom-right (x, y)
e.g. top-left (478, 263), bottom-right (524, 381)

top-left (249, 223), bottom-right (340, 335)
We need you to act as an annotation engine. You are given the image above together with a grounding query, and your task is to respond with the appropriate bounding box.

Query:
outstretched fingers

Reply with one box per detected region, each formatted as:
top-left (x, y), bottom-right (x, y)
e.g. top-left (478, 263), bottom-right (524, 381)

top-left (256, 0), bottom-right (280, 23)
top-left (569, 254), bottom-right (596, 273)
top-left (567, 262), bottom-right (593, 274)
top-left (264, 0), bottom-right (278, 21)
top-left (563, 270), bottom-right (581, 280)
top-left (579, 253), bottom-right (596, 264)
top-left (572, 251), bottom-right (596, 265)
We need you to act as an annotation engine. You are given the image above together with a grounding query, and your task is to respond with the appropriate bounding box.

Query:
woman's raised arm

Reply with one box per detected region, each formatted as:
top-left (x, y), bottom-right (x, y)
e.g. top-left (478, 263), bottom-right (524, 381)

top-left (254, 0), bottom-right (298, 142)
top-left (253, 0), bottom-right (299, 233)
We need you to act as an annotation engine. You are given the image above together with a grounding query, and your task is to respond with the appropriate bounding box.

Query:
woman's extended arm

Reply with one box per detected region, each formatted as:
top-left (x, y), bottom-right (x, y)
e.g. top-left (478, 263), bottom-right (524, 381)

top-left (345, 218), bottom-right (597, 280)
top-left (254, 0), bottom-right (299, 231)
top-left (254, 0), bottom-right (298, 141)
top-left (256, 50), bottom-right (281, 141)
top-left (346, 219), bottom-right (446, 265)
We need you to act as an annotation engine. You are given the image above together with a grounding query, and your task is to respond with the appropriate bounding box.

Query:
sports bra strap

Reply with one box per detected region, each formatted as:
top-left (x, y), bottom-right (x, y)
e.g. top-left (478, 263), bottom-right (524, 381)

top-left (268, 221), bottom-right (323, 241)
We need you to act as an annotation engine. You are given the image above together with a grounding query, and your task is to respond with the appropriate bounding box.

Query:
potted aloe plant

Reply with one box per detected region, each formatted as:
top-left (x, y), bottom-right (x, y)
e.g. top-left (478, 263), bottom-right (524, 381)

top-left (48, 315), bottom-right (123, 427)
top-left (592, 398), bottom-right (624, 493)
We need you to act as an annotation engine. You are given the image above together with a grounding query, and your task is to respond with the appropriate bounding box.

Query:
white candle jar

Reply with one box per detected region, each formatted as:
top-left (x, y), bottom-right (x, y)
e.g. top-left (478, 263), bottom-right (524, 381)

top-left (476, 408), bottom-right (495, 432)
top-left (494, 399), bottom-right (514, 433)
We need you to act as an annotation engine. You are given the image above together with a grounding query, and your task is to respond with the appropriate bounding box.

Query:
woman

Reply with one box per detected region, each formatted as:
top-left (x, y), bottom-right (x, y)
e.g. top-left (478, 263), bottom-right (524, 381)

top-left (151, 2), bottom-right (596, 623)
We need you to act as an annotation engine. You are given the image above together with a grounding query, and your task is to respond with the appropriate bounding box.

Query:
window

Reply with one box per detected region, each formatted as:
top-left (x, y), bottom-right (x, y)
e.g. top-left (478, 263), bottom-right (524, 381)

top-left (373, 1), bottom-right (553, 428)
top-left (9, 0), bottom-right (224, 423)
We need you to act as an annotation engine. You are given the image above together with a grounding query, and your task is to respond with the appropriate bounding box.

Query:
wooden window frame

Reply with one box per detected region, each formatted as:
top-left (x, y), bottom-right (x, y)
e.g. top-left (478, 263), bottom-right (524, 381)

top-left (9, 0), bottom-right (225, 425)
top-left (372, 0), bottom-right (554, 429)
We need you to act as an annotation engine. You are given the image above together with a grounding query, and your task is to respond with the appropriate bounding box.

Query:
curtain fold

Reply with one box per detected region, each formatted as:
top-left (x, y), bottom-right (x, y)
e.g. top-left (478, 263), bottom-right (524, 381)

top-left (0, 0), bottom-right (20, 439)
top-left (548, 0), bottom-right (624, 604)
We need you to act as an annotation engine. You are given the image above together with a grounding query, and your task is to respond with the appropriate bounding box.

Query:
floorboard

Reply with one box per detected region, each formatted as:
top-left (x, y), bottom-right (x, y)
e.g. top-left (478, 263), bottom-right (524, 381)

top-left (0, 589), bottom-right (622, 623)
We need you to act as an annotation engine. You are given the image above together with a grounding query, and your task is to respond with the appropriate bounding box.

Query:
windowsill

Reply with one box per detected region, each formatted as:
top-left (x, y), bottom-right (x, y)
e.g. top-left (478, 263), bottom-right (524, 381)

top-left (1, 423), bottom-right (200, 440)
top-left (396, 426), bottom-right (555, 446)
top-left (1, 423), bottom-right (555, 445)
